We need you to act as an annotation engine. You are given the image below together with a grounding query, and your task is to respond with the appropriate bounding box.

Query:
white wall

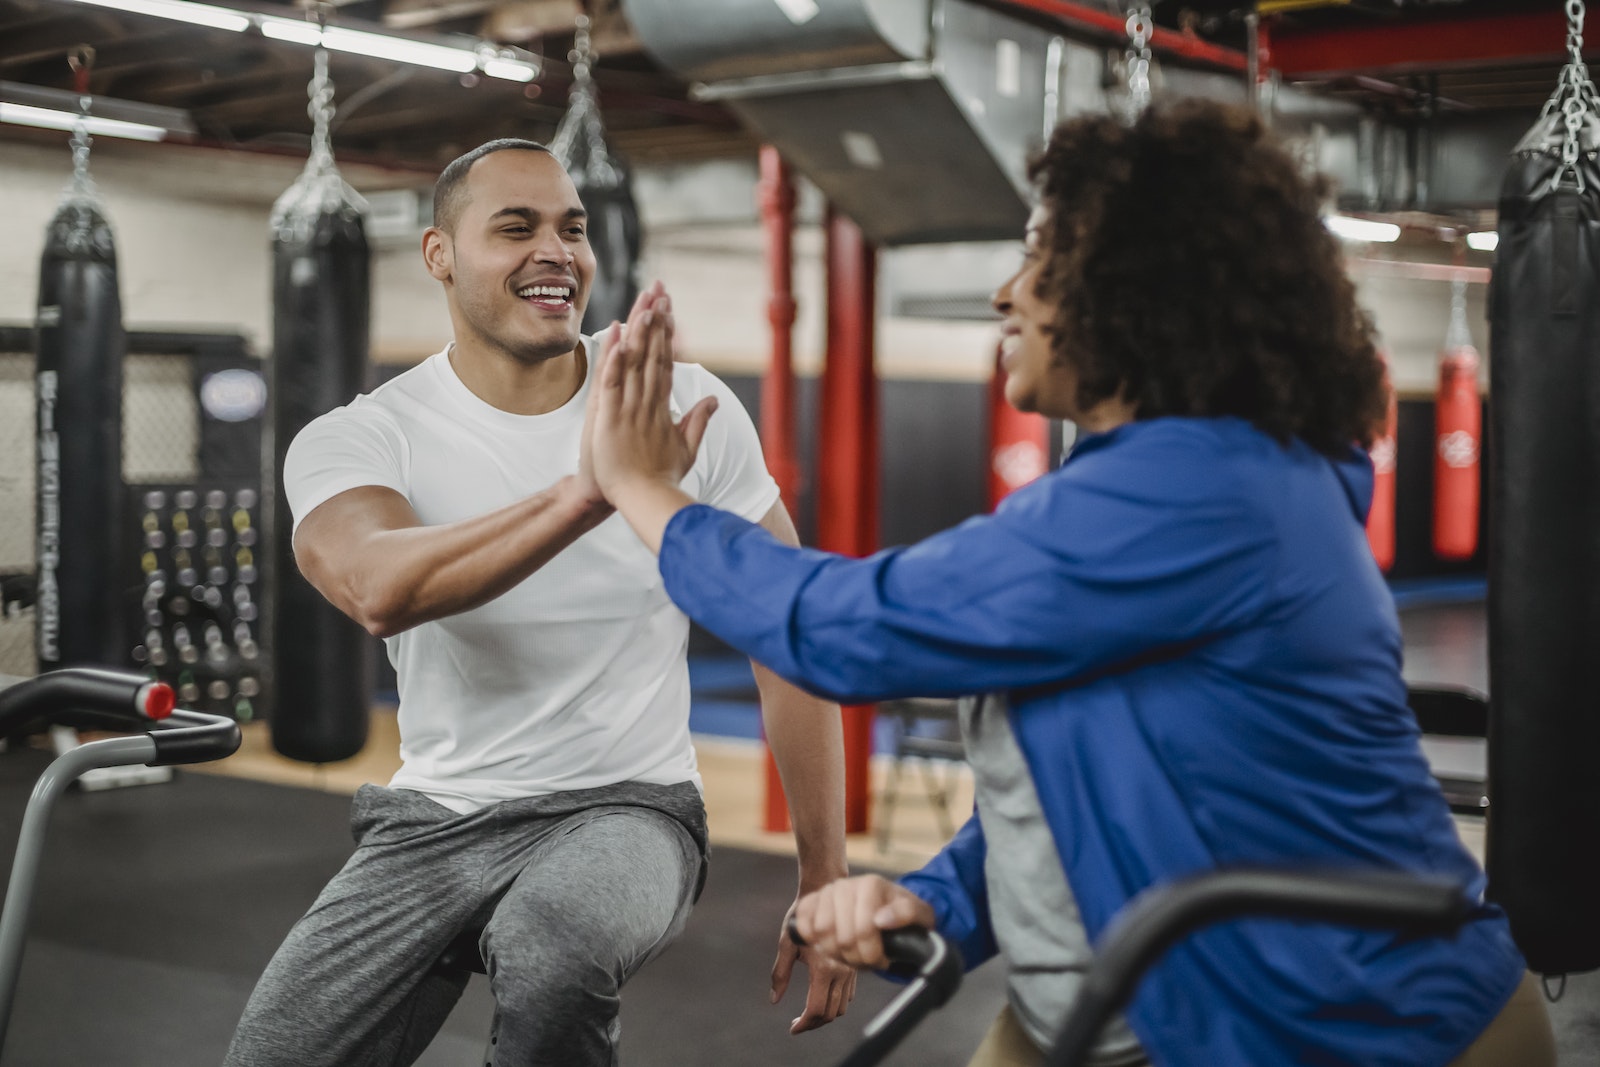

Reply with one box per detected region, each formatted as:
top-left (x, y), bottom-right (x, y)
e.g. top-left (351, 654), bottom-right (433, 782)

top-left (0, 129), bottom-right (1489, 390)
top-left (1, 135), bottom-right (451, 361)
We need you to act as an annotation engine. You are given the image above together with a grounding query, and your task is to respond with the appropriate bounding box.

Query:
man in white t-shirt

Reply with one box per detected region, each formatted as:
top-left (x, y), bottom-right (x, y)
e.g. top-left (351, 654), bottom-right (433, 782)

top-left (223, 139), bottom-right (853, 1067)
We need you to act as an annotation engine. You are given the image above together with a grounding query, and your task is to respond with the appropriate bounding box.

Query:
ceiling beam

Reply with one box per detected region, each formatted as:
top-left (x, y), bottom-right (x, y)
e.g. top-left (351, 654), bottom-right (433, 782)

top-left (986, 0), bottom-right (1246, 72)
top-left (1272, 12), bottom-right (1589, 78)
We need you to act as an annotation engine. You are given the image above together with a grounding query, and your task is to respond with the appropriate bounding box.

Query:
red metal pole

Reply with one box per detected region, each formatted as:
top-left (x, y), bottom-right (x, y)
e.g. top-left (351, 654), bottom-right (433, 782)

top-left (818, 205), bottom-right (879, 835)
top-left (757, 146), bottom-right (801, 510)
top-left (758, 145), bottom-right (799, 834)
top-left (987, 347), bottom-right (1051, 508)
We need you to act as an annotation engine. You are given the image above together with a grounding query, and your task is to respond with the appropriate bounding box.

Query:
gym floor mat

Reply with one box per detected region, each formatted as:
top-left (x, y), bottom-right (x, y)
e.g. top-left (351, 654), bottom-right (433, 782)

top-left (0, 748), bottom-right (1007, 1066)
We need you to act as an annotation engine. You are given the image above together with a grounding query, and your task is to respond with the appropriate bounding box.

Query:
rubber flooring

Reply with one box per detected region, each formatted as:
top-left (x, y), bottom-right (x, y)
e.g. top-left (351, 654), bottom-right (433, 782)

top-left (0, 751), bottom-right (1007, 1066)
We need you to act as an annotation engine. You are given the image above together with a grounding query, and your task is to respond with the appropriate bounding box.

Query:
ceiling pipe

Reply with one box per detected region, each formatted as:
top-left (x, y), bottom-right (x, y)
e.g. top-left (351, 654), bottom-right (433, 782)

top-left (990, 0), bottom-right (1247, 72)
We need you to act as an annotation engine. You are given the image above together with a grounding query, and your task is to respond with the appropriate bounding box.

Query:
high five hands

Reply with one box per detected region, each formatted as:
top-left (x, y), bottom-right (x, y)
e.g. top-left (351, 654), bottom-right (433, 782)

top-left (588, 281), bottom-right (717, 553)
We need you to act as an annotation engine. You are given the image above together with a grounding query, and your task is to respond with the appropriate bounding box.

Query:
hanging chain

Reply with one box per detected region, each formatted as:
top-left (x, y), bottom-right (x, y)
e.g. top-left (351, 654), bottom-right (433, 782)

top-left (551, 13), bottom-right (616, 180)
top-left (67, 47), bottom-right (94, 192)
top-left (1551, 0), bottom-right (1594, 191)
top-left (1124, 5), bottom-right (1154, 117)
top-left (569, 14), bottom-right (592, 93)
top-left (307, 47), bottom-right (337, 171)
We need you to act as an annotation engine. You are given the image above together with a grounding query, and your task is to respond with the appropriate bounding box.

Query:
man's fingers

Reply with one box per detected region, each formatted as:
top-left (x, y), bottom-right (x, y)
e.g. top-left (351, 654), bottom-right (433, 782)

top-left (769, 939), bottom-right (796, 1005)
top-left (792, 976), bottom-right (831, 1034)
top-left (829, 970), bottom-right (851, 1019)
top-left (599, 321), bottom-right (629, 393)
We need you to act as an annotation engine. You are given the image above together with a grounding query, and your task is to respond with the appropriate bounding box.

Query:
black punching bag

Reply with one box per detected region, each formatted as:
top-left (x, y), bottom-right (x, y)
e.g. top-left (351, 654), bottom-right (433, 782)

top-left (266, 53), bottom-right (371, 763)
top-left (551, 16), bottom-right (641, 334)
top-left (35, 161), bottom-right (127, 671)
top-left (1486, 73), bottom-right (1600, 971)
top-left (576, 163), bottom-right (643, 335)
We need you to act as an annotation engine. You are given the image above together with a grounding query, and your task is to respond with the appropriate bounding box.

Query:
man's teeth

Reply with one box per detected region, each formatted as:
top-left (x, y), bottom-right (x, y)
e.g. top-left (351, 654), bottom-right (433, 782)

top-left (517, 286), bottom-right (572, 299)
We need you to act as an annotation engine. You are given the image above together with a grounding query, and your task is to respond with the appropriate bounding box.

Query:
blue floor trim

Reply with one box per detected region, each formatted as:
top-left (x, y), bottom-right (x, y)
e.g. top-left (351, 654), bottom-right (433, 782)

top-left (687, 655), bottom-right (757, 697)
top-left (1389, 576), bottom-right (1487, 610)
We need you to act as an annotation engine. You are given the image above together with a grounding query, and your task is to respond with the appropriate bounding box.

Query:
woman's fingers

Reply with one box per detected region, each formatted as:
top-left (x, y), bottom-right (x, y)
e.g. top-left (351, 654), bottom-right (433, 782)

top-left (619, 309), bottom-right (654, 413)
top-left (852, 876), bottom-right (886, 967)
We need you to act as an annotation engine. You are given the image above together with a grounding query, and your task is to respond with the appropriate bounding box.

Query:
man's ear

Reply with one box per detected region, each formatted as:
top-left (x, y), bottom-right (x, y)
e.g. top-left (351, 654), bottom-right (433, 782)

top-left (422, 226), bottom-right (452, 282)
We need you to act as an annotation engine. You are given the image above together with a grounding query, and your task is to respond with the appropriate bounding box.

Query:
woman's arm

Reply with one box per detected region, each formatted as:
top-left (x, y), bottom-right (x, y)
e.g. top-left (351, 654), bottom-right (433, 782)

top-left (591, 286), bottom-right (1274, 702)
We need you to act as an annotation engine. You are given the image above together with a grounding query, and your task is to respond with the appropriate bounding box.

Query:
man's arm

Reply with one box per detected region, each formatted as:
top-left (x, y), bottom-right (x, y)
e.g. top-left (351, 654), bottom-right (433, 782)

top-left (751, 501), bottom-right (857, 1033)
top-left (293, 477), bottom-right (609, 638)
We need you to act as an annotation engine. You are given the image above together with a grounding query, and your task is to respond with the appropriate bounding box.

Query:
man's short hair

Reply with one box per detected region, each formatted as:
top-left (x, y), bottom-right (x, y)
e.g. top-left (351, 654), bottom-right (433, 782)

top-left (432, 138), bottom-right (553, 234)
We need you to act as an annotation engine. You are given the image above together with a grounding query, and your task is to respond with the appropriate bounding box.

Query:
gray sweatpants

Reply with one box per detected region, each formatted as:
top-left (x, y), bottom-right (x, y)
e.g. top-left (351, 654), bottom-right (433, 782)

top-left (223, 780), bottom-right (708, 1067)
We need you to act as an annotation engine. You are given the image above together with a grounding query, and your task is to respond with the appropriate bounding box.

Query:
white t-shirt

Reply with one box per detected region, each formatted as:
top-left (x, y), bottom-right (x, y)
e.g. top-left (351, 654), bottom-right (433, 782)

top-left (282, 339), bottom-right (780, 813)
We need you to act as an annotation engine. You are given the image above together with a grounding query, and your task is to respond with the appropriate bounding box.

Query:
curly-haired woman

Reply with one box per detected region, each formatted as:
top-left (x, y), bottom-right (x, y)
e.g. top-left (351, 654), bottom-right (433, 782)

top-left (587, 100), bottom-right (1552, 1067)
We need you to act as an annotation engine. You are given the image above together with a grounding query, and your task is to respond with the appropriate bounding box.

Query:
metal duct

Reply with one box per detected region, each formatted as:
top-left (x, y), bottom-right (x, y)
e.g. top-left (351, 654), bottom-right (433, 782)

top-left (625, 0), bottom-right (1519, 253)
top-left (624, 0), bottom-right (1066, 245)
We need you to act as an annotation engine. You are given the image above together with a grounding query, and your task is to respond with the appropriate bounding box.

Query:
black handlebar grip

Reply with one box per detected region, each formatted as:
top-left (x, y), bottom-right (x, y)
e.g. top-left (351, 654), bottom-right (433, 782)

top-left (148, 710), bottom-right (242, 767)
top-left (0, 667), bottom-right (173, 733)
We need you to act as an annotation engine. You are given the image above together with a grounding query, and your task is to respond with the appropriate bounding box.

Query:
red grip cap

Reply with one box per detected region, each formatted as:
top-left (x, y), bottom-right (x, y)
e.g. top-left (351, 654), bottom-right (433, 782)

top-left (139, 682), bottom-right (176, 720)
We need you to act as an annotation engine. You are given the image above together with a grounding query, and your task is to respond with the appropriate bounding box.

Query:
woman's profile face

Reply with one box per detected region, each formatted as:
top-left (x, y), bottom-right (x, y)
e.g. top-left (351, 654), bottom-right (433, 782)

top-left (993, 205), bottom-right (1076, 419)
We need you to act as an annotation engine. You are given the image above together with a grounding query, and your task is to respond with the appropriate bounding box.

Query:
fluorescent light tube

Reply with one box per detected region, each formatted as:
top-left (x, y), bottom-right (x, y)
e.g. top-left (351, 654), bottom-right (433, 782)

top-left (67, 1), bottom-right (537, 85)
top-left (0, 102), bottom-right (168, 141)
top-left (259, 16), bottom-right (323, 46)
top-left (1466, 231), bottom-right (1499, 252)
top-left (1325, 215), bottom-right (1401, 243)
top-left (321, 26), bottom-right (476, 72)
top-left (74, 0), bottom-right (248, 32)
top-left (480, 56), bottom-right (537, 82)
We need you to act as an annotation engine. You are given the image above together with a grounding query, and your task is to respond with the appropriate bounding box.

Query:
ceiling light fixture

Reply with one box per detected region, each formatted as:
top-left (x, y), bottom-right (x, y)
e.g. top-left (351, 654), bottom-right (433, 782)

top-left (1466, 231), bottom-right (1499, 252)
top-left (67, 0), bottom-right (539, 82)
top-left (1, 80), bottom-right (198, 141)
top-left (0, 101), bottom-right (168, 140)
top-left (72, 0), bottom-right (250, 32)
top-left (1325, 215), bottom-right (1401, 243)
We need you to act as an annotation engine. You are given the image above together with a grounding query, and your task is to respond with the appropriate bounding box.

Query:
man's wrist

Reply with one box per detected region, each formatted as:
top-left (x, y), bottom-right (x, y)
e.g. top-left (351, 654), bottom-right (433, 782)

top-left (797, 858), bottom-right (851, 895)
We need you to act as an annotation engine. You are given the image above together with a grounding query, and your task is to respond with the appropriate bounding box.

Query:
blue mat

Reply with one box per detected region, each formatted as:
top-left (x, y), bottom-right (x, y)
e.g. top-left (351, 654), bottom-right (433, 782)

top-left (1389, 576), bottom-right (1486, 610)
top-left (688, 655), bottom-right (906, 751)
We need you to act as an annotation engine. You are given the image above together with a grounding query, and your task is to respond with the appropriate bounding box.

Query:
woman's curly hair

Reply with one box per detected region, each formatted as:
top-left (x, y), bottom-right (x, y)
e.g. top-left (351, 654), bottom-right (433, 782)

top-left (1028, 98), bottom-right (1388, 454)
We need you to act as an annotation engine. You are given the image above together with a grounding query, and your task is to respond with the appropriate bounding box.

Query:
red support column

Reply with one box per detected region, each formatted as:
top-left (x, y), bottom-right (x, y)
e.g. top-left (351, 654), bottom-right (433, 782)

top-left (758, 145), bottom-right (799, 834)
top-left (987, 347), bottom-right (1051, 508)
top-left (818, 205), bottom-right (879, 835)
top-left (758, 146), bottom-right (801, 510)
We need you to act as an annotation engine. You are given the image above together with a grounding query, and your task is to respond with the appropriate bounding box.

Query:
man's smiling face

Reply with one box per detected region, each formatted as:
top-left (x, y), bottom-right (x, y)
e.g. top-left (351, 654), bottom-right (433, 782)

top-left (433, 148), bottom-right (596, 365)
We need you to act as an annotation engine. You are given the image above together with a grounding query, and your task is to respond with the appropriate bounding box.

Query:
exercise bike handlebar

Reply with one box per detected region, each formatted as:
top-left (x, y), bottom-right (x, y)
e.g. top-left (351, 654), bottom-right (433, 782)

top-left (1043, 868), bottom-right (1477, 1067)
top-left (146, 707), bottom-right (243, 766)
top-left (0, 669), bottom-right (241, 1051)
top-left (787, 916), bottom-right (964, 1067)
top-left (0, 669), bottom-right (239, 766)
top-left (0, 667), bottom-right (175, 733)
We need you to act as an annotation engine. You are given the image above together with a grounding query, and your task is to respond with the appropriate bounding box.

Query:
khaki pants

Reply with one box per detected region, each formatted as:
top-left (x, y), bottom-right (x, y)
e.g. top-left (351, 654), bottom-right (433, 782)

top-left (965, 1005), bottom-right (1148, 1067)
top-left (1447, 972), bottom-right (1557, 1067)
top-left (966, 972), bottom-right (1556, 1067)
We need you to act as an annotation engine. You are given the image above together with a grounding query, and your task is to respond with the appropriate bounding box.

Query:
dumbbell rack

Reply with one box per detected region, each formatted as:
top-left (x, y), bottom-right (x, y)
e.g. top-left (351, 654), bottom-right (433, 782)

top-left (126, 480), bottom-right (266, 725)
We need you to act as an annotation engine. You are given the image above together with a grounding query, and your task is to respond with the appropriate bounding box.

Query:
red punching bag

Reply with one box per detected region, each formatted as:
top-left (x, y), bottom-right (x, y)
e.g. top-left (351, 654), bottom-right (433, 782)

top-left (988, 344), bottom-right (1050, 507)
top-left (1433, 278), bottom-right (1481, 560)
top-left (1366, 354), bottom-right (1398, 572)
